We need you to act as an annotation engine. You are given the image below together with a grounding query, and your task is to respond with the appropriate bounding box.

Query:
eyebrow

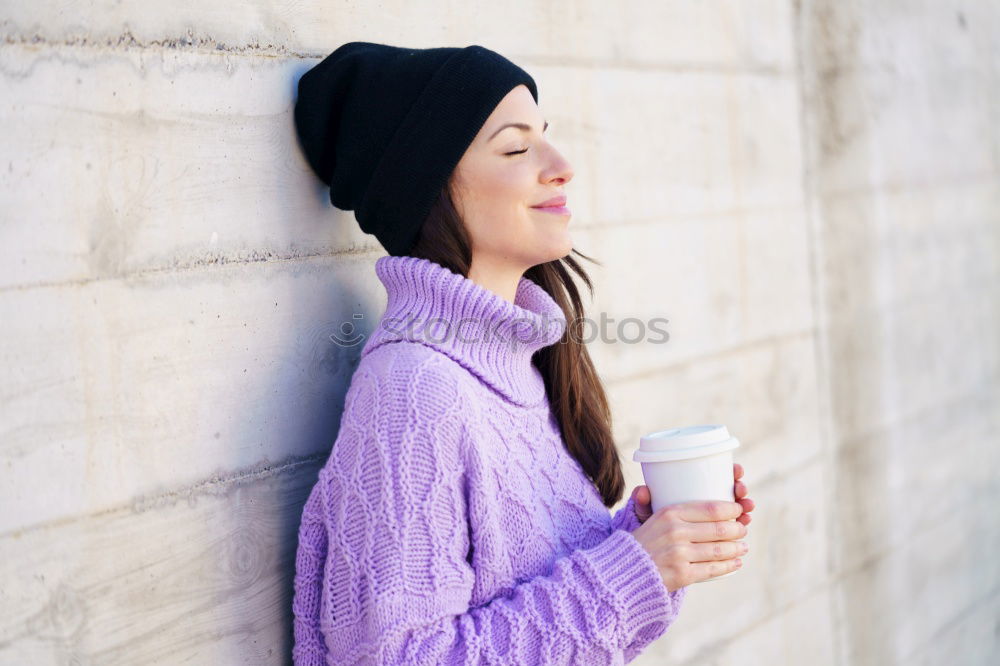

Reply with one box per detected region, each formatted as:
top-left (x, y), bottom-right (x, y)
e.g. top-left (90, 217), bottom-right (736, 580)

top-left (488, 120), bottom-right (549, 142)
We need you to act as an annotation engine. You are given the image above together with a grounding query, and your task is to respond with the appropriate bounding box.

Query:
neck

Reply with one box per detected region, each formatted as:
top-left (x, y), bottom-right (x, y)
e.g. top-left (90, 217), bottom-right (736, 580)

top-left (467, 256), bottom-right (527, 305)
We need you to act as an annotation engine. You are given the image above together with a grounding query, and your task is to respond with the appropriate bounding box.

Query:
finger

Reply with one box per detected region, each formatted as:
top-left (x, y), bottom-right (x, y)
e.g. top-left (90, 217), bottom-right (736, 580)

top-left (676, 500), bottom-right (743, 523)
top-left (693, 539), bottom-right (747, 563)
top-left (634, 487), bottom-right (653, 521)
top-left (691, 519), bottom-right (745, 543)
top-left (636, 485), bottom-right (651, 506)
top-left (734, 480), bottom-right (747, 499)
top-left (738, 497), bottom-right (755, 513)
top-left (733, 463), bottom-right (744, 480)
top-left (691, 557), bottom-right (743, 582)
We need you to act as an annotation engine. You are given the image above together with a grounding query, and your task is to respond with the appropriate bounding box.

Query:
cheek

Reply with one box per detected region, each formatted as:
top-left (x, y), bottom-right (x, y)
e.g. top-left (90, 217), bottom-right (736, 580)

top-left (458, 161), bottom-right (551, 250)
top-left (467, 169), bottom-right (532, 220)
top-left (479, 166), bottom-right (531, 205)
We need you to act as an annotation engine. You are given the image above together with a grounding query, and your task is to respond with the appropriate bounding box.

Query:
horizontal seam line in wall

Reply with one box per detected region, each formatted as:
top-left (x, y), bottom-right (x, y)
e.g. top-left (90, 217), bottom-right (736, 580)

top-left (606, 327), bottom-right (816, 386)
top-left (0, 33), bottom-right (306, 58)
top-left (817, 170), bottom-right (1000, 202)
top-left (828, 485), bottom-right (989, 590)
top-left (0, 452), bottom-right (327, 540)
top-left (0, 38), bottom-right (795, 76)
top-left (727, 447), bottom-right (820, 494)
top-left (833, 373), bottom-right (1000, 457)
top-left (572, 201), bottom-right (806, 231)
top-left (0, 245), bottom-right (385, 295)
top-left (520, 55), bottom-right (794, 77)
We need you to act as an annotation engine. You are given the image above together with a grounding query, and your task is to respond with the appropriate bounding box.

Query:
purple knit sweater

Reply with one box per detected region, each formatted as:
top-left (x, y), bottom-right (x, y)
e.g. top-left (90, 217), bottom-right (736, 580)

top-left (291, 255), bottom-right (687, 664)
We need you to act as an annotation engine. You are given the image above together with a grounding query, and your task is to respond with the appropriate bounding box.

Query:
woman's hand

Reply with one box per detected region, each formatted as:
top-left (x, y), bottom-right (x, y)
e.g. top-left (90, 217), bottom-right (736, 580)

top-left (631, 499), bottom-right (748, 592)
top-left (629, 462), bottom-right (756, 526)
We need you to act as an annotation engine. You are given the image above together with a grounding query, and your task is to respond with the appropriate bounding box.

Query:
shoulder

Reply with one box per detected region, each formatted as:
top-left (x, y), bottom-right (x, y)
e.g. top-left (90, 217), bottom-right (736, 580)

top-left (344, 340), bottom-right (470, 436)
top-left (324, 342), bottom-right (470, 482)
top-left (356, 341), bottom-right (471, 401)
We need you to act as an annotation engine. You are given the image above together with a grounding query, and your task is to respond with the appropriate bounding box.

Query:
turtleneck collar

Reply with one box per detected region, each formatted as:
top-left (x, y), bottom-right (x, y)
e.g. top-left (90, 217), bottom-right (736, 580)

top-left (360, 255), bottom-right (568, 406)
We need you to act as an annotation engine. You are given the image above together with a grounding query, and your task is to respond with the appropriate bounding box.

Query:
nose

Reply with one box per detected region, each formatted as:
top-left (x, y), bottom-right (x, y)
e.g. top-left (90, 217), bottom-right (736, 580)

top-left (543, 145), bottom-right (574, 185)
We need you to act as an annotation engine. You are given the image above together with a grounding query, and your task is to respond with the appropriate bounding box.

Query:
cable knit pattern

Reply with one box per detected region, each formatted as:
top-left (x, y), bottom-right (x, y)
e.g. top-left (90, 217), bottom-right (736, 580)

top-left (292, 255), bottom-right (687, 665)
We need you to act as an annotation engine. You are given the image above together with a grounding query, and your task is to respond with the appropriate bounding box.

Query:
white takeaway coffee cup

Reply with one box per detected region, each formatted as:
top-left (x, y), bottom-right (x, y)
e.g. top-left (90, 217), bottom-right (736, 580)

top-left (634, 424), bottom-right (743, 581)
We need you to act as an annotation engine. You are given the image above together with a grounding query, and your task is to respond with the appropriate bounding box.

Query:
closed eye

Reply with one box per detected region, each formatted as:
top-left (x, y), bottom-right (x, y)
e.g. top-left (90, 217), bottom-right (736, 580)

top-left (504, 148), bottom-right (528, 156)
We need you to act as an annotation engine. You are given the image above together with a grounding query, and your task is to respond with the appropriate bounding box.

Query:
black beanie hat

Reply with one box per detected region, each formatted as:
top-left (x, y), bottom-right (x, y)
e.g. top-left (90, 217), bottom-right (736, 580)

top-left (293, 41), bottom-right (539, 256)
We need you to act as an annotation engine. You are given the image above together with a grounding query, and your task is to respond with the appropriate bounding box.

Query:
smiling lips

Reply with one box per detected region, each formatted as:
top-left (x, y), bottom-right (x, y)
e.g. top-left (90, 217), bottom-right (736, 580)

top-left (531, 195), bottom-right (571, 216)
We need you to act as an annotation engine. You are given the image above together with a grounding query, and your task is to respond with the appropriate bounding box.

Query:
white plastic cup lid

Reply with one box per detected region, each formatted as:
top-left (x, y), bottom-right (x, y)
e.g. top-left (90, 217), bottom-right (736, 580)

top-left (634, 424), bottom-right (740, 463)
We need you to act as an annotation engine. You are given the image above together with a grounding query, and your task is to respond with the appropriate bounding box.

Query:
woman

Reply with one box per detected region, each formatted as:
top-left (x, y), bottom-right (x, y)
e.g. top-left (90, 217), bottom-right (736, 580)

top-left (291, 42), bottom-right (755, 665)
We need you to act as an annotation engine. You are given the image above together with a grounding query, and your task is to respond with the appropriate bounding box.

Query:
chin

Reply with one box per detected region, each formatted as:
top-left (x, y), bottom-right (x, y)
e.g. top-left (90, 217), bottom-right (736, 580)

top-left (536, 234), bottom-right (574, 264)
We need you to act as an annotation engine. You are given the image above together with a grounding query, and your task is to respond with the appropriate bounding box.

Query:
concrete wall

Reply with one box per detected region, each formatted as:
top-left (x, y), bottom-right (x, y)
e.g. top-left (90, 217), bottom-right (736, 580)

top-left (794, 2), bottom-right (1000, 665)
top-left (1, 1), bottom-right (997, 664)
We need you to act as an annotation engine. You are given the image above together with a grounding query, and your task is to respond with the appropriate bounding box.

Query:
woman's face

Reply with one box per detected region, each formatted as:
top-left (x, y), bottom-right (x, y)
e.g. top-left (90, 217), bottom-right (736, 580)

top-left (450, 84), bottom-right (575, 275)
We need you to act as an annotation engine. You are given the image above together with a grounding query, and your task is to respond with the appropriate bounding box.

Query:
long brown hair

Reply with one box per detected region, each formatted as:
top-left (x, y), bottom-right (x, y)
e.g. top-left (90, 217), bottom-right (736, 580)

top-left (407, 184), bottom-right (625, 508)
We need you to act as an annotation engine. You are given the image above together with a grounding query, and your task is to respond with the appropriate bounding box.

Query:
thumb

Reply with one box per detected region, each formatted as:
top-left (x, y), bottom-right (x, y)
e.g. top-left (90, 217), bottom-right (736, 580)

top-left (631, 485), bottom-right (654, 522)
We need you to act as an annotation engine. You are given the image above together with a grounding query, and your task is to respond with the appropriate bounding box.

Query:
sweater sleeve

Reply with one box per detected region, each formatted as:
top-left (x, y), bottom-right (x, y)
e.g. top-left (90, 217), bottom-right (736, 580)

top-left (608, 496), bottom-right (689, 663)
top-left (297, 350), bottom-right (685, 664)
top-left (609, 495), bottom-right (641, 533)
